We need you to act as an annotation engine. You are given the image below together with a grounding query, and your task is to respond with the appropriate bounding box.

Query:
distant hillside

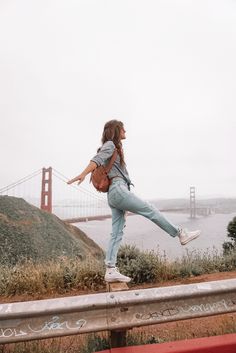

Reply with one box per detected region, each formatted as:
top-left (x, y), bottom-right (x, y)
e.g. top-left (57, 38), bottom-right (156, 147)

top-left (153, 198), bottom-right (236, 213)
top-left (0, 196), bottom-right (104, 266)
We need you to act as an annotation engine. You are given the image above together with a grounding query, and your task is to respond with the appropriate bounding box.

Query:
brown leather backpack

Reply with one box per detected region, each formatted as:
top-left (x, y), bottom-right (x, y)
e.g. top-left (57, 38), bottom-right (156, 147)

top-left (90, 150), bottom-right (117, 192)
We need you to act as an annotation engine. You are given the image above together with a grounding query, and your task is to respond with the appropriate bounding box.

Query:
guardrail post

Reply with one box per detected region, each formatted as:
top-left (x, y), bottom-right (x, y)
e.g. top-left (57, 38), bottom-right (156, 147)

top-left (107, 282), bottom-right (129, 348)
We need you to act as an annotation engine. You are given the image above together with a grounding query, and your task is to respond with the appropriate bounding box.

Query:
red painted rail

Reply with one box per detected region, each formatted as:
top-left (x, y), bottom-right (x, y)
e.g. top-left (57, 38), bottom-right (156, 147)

top-left (98, 333), bottom-right (236, 353)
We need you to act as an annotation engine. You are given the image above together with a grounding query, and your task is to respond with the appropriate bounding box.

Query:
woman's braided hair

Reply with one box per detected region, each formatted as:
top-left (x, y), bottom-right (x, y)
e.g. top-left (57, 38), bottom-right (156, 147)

top-left (99, 119), bottom-right (125, 167)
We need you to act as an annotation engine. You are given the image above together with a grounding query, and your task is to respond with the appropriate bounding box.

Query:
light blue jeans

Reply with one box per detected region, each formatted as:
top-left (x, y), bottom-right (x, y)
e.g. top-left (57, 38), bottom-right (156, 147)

top-left (105, 178), bottom-right (179, 267)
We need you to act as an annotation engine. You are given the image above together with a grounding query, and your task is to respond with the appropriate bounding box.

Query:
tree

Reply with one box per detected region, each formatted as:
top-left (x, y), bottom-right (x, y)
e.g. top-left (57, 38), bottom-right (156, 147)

top-left (223, 216), bottom-right (236, 255)
top-left (227, 216), bottom-right (236, 240)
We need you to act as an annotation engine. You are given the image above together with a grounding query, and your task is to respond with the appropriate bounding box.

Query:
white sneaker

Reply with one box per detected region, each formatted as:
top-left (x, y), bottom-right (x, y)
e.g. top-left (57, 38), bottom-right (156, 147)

top-left (178, 228), bottom-right (201, 245)
top-left (105, 267), bottom-right (131, 283)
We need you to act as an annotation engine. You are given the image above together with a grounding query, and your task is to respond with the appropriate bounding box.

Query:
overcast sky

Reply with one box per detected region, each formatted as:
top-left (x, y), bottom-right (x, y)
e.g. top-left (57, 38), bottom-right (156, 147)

top-left (0, 0), bottom-right (236, 200)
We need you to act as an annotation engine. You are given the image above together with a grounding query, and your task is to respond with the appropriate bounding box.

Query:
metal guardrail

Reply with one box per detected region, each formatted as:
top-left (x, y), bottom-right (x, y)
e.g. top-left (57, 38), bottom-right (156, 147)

top-left (1, 278), bottom-right (236, 344)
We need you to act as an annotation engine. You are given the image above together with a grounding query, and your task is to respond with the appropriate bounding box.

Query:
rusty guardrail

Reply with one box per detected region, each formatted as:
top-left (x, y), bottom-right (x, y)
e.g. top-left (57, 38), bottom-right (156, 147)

top-left (1, 278), bottom-right (236, 344)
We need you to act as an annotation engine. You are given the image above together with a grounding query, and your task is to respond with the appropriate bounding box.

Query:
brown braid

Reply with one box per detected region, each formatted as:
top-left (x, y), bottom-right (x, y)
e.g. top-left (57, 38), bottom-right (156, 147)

top-left (98, 120), bottom-right (126, 167)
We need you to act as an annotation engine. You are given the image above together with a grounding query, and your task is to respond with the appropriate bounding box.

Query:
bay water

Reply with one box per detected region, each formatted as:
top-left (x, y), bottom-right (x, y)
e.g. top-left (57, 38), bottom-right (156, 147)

top-left (76, 212), bottom-right (236, 259)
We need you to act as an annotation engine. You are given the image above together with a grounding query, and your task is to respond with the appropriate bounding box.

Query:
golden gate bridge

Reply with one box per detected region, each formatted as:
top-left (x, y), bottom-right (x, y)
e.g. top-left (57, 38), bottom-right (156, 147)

top-left (0, 167), bottom-right (213, 222)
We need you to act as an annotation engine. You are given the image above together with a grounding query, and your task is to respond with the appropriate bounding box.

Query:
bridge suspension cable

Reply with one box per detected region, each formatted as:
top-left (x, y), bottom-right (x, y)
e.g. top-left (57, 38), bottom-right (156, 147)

top-left (51, 168), bottom-right (110, 220)
top-left (52, 168), bottom-right (106, 202)
top-left (0, 169), bottom-right (42, 194)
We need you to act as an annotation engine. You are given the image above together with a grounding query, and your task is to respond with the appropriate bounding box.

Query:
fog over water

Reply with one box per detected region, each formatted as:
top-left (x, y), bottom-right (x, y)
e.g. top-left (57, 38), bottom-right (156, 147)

top-left (77, 212), bottom-right (235, 259)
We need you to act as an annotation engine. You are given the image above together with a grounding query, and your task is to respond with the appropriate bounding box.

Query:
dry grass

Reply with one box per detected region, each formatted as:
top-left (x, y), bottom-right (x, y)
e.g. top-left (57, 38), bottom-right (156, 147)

top-left (1, 245), bottom-right (236, 296)
top-left (0, 256), bottom-right (105, 296)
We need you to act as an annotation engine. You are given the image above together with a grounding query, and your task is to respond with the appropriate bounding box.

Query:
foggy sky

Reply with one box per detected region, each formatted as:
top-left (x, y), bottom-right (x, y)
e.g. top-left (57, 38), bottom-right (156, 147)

top-left (1, 0), bottom-right (236, 199)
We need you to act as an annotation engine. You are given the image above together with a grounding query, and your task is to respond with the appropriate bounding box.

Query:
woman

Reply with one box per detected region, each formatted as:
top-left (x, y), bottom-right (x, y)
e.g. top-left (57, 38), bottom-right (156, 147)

top-left (67, 120), bottom-right (201, 283)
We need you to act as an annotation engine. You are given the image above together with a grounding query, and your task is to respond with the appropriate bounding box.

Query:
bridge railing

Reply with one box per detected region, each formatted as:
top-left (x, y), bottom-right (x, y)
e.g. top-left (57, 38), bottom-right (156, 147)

top-left (1, 278), bottom-right (236, 344)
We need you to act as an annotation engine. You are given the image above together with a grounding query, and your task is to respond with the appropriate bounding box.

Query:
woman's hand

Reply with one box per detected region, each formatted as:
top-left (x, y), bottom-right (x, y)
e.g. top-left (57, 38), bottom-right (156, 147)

top-left (67, 174), bottom-right (85, 185)
top-left (67, 161), bottom-right (97, 186)
top-left (76, 174), bottom-right (85, 185)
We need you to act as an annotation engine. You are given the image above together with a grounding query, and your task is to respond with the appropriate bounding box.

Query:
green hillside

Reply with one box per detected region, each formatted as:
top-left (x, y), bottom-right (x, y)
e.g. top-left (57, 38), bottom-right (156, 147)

top-left (0, 196), bottom-right (104, 265)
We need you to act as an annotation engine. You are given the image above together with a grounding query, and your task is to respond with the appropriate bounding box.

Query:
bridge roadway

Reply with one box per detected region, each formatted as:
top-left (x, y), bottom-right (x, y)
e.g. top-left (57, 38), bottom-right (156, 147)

top-left (64, 207), bottom-right (214, 223)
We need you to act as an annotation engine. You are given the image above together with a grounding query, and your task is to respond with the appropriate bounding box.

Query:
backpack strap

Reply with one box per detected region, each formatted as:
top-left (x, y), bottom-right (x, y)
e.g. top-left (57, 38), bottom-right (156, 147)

top-left (105, 149), bottom-right (118, 174)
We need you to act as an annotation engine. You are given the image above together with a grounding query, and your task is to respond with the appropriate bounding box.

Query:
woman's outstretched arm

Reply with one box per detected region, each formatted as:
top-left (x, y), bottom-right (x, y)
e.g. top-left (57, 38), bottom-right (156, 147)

top-left (67, 161), bottom-right (97, 185)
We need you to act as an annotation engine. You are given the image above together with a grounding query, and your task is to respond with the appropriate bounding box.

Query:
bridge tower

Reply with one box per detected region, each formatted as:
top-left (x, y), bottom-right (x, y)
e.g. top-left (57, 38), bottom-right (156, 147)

top-left (190, 186), bottom-right (196, 219)
top-left (40, 167), bottom-right (52, 213)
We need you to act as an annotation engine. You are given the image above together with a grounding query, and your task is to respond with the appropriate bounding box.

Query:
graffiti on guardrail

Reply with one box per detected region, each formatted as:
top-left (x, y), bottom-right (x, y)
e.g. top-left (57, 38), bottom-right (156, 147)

top-left (28, 316), bottom-right (86, 333)
top-left (0, 328), bottom-right (27, 338)
top-left (180, 299), bottom-right (235, 314)
top-left (0, 316), bottom-right (87, 339)
top-left (136, 298), bottom-right (236, 321)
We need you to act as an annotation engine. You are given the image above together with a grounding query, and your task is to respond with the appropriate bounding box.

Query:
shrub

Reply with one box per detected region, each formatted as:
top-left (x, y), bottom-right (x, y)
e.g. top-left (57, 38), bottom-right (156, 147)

top-left (117, 245), bottom-right (163, 283)
top-left (223, 241), bottom-right (235, 255)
